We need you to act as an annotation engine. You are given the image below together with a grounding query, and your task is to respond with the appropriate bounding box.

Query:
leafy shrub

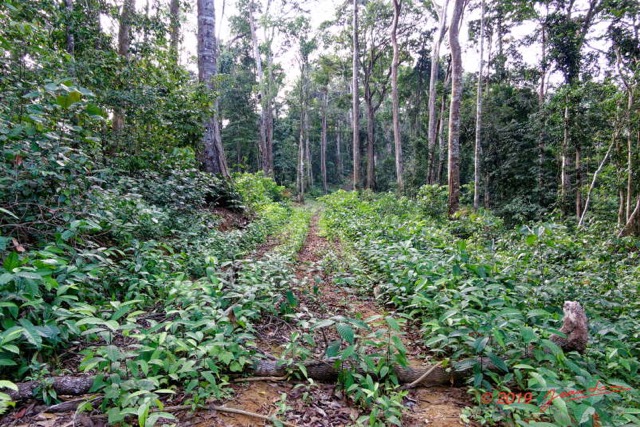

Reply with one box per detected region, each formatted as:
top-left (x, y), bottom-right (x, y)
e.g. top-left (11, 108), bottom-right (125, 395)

top-left (321, 191), bottom-right (640, 426)
top-left (416, 184), bottom-right (448, 217)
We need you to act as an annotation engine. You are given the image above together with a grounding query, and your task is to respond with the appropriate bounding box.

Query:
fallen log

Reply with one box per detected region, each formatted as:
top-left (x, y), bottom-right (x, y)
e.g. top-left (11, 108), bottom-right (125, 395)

top-left (4, 301), bottom-right (588, 401)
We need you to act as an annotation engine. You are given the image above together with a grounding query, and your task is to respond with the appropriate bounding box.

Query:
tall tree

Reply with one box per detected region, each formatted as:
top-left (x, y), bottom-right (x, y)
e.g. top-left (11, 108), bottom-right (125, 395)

top-left (427, 0), bottom-right (449, 184)
top-left (169, 0), bottom-right (180, 63)
top-left (391, 0), bottom-right (403, 192)
top-left (113, 0), bottom-right (134, 134)
top-left (473, 0), bottom-right (485, 210)
top-left (247, 0), bottom-right (272, 175)
top-left (198, 0), bottom-right (230, 177)
top-left (447, 0), bottom-right (464, 216)
top-left (352, 0), bottom-right (361, 190)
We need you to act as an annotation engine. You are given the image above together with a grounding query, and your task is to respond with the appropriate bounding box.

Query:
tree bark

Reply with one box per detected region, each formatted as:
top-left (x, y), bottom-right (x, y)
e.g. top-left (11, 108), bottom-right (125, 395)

top-left (473, 0), bottom-right (485, 210)
top-left (391, 0), bottom-right (403, 193)
top-left (112, 0), bottom-right (134, 134)
top-left (365, 85), bottom-right (376, 190)
top-left (619, 196), bottom-right (640, 237)
top-left (427, 0), bottom-right (449, 184)
top-left (198, 0), bottom-right (230, 177)
top-left (352, 0), bottom-right (361, 191)
top-left (560, 102), bottom-right (571, 214)
top-left (248, 1), bottom-right (269, 175)
top-left (321, 90), bottom-right (328, 193)
top-left (169, 0), bottom-right (180, 63)
top-left (336, 121), bottom-right (344, 179)
top-left (447, 0), bottom-right (464, 216)
top-left (579, 138), bottom-right (615, 227)
top-left (436, 76), bottom-right (448, 184)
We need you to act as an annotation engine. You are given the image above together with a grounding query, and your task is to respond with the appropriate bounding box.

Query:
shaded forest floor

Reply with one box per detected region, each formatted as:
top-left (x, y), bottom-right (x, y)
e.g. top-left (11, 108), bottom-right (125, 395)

top-left (0, 208), bottom-right (475, 427)
top-left (188, 213), bottom-right (474, 426)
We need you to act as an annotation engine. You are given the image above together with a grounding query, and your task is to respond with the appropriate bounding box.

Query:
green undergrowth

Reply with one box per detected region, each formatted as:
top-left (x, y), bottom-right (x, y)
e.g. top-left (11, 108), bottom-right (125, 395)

top-left (320, 190), bottom-right (640, 427)
top-left (275, 215), bottom-right (410, 427)
top-left (0, 167), bottom-right (311, 424)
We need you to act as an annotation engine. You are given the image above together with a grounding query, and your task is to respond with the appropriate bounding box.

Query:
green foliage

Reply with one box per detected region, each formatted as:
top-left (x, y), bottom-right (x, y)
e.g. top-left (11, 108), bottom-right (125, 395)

top-left (0, 153), bottom-right (307, 424)
top-left (321, 191), bottom-right (640, 426)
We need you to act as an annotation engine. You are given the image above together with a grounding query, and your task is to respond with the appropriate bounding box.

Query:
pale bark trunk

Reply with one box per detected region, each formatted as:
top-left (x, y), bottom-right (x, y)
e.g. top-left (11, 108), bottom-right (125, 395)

top-left (365, 86), bottom-right (375, 190)
top-left (619, 196), bottom-right (640, 237)
top-left (436, 84), bottom-right (447, 184)
top-left (113, 0), bottom-right (134, 134)
top-left (579, 138), bottom-right (615, 227)
top-left (198, 0), bottom-right (230, 177)
top-left (169, 0), bottom-right (180, 63)
top-left (391, 0), bottom-right (403, 192)
top-left (305, 108), bottom-right (313, 188)
top-left (626, 90), bottom-right (634, 221)
top-left (427, 0), bottom-right (449, 184)
top-left (447, 0), bottom-right (464, 216)
top-left (248, 3), bottom-right (268, 174)
top-left (265, 48), bottom-right (275, 176)
top-left (321, 91), bottom-right (328, 193)
top-left (537, 5), bottom-right (548, 199)
top-left (473, 0), bottom-right (485, 210)
top-left (560, 103), bottom-right (571, 214)
top-left (336, 122), bottom-right (344, 179)
top-left (576, 140), bottom-right (582, 220)
top-left (352, 0), bottom-right (361, 190)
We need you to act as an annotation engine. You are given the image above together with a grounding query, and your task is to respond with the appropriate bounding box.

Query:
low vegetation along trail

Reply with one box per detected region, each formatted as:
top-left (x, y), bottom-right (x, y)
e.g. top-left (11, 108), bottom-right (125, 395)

top-left (197, 211), bottom-right (473, 426)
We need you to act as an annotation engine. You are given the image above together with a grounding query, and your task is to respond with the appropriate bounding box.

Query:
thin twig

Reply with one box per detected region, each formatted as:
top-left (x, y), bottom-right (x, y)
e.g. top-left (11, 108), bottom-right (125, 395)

top-left (232, 376), bottom-right (288, 382)
top-left (164, 404), bottom-right (296, 427)
top-left (87, 403), bottom-right (296, 426)
top-left (401, 361), bottom-right (443, 390)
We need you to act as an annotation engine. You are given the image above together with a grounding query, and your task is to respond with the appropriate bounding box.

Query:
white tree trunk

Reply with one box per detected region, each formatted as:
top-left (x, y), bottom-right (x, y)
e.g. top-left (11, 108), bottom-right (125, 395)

top-left (352, 0), bottom-right (361, 190)
top-left (391, 0), bottom-right (403, 192)
top-left (473, 0), bottom-right (485, 210)
top-left (447, 0), bottom-right (464, 216)
top-left (427, 0), bottom-right (449, 184)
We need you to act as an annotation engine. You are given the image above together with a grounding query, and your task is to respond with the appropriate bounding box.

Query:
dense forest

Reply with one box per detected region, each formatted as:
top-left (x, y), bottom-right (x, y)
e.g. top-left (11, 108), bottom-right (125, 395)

top-left (0, 0), bottom-right (639, 426)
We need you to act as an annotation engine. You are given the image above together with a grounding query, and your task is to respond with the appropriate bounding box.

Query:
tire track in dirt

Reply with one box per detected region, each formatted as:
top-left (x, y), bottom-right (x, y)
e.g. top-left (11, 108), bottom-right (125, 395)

top-left (194, 212), bottom-right (475, 426)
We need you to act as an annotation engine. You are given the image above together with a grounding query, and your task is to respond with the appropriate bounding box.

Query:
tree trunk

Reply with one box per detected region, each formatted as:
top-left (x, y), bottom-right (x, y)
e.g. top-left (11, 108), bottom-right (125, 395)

top-left (537, 4), bottom-right (548, 201)
top-left (365, 87), bottom-right (376, 190)
top-left (391, 0), bottom-right (403, 193)
top-left (579, 138), bottom-right (615, 227)
top-left (248, 2), bottom-right (268, 175)
top-left (113, 0), bottom-right (134, 134)
top-left (305, 111), bottom-right (313, 188)
top-left (197, 0), bottom-right (230, 177)
top-left (473, 0), bottom-right (485, 210)
top-left (575, 140), bottom-right (582, 220)
top-left (436, 82), bottom-right (448, 184)
top-left (626, 90), bottom-right (634, 222)
top-left (619, 196), bottom-right (640, 237)
top-left (560, 102), bottom-right (571, 215)
top-left (321, 90), bottom-right (328, 193)
top-left (336, 122), bottom-right (344, 179)
top-left (265, 48), bottom-right (275, 176)
top-left (447, 0), bottom-right (464, 216)
top-left (352, 0), bottom-right (361, 191)
top-left (169, 0), bottom-right (180, 63)
top-left (427, 0), bottom-right (449, 184)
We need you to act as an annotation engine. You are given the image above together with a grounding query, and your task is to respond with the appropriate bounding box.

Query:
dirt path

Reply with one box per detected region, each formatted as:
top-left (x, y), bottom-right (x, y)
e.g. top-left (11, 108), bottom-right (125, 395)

top-left (203, 213), bottom-right (474, 427)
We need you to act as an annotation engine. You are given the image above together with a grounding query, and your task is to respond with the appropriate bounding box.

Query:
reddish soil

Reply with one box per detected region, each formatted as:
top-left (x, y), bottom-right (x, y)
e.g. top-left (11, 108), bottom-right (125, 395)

top-left (206, 214), bottom-right (477, 426)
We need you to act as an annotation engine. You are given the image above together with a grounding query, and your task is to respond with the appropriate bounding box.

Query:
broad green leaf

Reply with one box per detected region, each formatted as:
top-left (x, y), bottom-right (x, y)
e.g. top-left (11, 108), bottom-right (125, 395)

top-left (336, 323), bottom-right (355, 344)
